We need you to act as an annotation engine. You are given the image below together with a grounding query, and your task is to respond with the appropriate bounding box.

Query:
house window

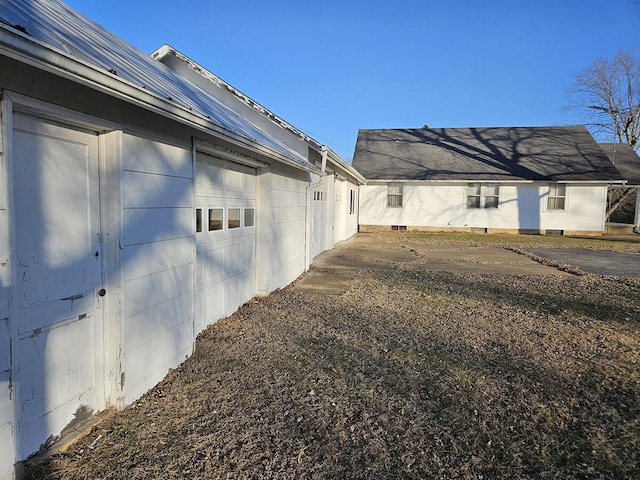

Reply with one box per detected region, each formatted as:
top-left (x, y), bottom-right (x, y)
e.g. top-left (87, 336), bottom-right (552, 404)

top-left (387, 183), bottom-right (403, 207)
top-left (484, 184), bottom-right (499, 208)
top-left (244, 208), bottom-right (255, 227)
top-left (196, 208), bottom-right (202, 233)
top-left (467, 184), bottom-right (499, 209)
top-left (349, 190), bottom-right (355, 215)
top-left (228, 208), bottom-right (241, 228)
top-left (547, 183), bottom-right (566, 210)
top-left (467, 184), bottom-right (481, 208)
top-left (208, 208), bottom-right (223, 231)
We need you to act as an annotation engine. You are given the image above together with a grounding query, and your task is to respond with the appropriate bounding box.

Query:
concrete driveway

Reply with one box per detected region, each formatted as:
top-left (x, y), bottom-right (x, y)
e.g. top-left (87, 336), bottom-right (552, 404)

top-left (527, 248), bottom-right (640, 277)
top-left (294, 235), bottom-right (570, 295)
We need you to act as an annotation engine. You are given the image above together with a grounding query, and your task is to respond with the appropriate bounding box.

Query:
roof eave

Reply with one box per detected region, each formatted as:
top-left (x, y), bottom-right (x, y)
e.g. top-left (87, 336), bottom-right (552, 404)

top-left (361, 178), bottom-right (627, 184)
top-left (325, 147), bottom-right (366, 184)
top-left (0, 26), bottom-right (319, 174)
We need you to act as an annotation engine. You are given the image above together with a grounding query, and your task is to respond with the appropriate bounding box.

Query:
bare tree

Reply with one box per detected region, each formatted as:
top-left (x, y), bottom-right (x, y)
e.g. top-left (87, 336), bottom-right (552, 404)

top-left (567, 50), bottom-right (640, 151)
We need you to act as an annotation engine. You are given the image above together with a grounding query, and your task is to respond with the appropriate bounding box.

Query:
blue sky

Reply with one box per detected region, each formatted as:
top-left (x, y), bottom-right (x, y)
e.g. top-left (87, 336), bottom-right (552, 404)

top-left (63, 0), bottom-right (640, 161)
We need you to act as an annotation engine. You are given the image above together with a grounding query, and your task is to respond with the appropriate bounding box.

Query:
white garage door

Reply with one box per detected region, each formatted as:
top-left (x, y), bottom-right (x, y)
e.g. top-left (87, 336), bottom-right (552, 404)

top-left (195, 152), bottom-right (256, 330)
top-left (12, 113), bottom-right (104, 458)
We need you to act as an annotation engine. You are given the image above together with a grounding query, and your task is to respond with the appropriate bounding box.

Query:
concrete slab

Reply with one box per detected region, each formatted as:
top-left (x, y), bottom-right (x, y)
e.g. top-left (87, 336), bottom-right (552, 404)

top-left (294, 236), bottom-right (570, 295)
top-left (292, 267), bottom-right (356, 295)
top-left (410, 246), bottom-right (540, 265)
top-left (412, 261), bottom-right (569, 275)
top-left (528, 248), bottom-right (640, 277)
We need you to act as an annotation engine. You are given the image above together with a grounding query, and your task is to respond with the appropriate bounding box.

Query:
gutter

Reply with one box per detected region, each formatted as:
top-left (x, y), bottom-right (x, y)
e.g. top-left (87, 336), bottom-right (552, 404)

top-left (361, 179), bottom-right (627, 185)
top-left (0, 26), bottom-right (320, 175)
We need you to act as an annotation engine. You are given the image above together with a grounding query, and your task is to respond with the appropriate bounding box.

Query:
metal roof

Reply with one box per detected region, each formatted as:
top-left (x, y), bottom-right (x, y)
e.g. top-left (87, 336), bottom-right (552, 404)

top-left (0, 0), bottom-right (312, 168)
top-left (353, 126), bottom-right (625, 183)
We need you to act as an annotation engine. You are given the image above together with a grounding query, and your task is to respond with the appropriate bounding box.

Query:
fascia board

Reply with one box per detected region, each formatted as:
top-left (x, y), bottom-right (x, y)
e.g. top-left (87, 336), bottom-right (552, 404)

top-left (325, 149), bottom-right (366, 184)
top-left (363, 179), bottom-right (627, 185)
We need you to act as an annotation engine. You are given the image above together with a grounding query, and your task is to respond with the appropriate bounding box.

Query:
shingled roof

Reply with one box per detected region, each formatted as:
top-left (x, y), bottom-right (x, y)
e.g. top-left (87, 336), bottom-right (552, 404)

top-left (352, 126), bottom-right (625, 182)
top-left (600, 143), bottom-right (640, 186)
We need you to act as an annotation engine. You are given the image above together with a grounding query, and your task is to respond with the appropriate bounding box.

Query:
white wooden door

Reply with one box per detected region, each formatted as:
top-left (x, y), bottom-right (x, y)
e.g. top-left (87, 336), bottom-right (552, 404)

top-left (12, 114), bottom-right (104, 458)
top-left (310, 186), bottom-right (327, 259)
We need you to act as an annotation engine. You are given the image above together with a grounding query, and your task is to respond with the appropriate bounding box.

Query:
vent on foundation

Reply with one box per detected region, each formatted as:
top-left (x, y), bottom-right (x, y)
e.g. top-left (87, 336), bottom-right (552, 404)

top-left (545, 229), bottom-right (564, 236)
top-left (391, 225), bottom-right (407, 231)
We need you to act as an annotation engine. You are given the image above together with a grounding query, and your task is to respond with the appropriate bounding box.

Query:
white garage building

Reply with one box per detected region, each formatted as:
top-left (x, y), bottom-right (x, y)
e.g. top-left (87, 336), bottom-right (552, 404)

top-left (0, 1), bottom-right (363, 477)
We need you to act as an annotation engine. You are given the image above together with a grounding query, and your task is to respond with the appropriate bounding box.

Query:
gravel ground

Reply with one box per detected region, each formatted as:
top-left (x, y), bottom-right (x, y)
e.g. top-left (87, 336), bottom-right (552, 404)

top-left (26, 234), bottom-right (640, 480)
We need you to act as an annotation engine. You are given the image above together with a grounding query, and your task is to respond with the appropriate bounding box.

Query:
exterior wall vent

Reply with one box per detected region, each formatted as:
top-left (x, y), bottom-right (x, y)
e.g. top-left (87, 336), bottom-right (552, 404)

top-left (545, 229), bottom-right (564, 236)
top-left (471, 227), bottom-right (488, 234)
top-left (391, 225), bottom-right (407, 231)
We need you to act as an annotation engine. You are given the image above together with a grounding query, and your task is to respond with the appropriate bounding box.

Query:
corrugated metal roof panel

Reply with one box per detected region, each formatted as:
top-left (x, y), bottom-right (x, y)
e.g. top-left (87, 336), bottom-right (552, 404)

top-left (0, 0), bottom-right (312, 167)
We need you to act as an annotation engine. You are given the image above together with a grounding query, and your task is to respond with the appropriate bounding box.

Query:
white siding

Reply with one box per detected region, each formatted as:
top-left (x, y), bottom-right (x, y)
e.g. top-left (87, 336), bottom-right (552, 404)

top-left (267, 164), bottom-right (308, 290)
top-left (333, 179), bottom-right (359, 243)
top-left (539, 184), bottom-right (607, 232)
top-left (120, 133), bottom-right (194, 404)
top-left (0, 120), bottom-right (12, 480)
top-left (360, 182), bottom-right (609, 233)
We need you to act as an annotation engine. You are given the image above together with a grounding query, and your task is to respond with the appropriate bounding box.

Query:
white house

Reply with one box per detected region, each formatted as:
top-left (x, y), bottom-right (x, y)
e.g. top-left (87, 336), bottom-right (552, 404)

top-left (0, 1), bottom-right (362, 477)
top-left (353, 126), bottom-right (626, 235)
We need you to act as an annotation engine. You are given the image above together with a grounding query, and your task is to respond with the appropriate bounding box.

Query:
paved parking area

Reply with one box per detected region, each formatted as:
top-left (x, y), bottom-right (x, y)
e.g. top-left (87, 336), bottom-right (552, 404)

top-left (528, 248), bottom-right (640, 277)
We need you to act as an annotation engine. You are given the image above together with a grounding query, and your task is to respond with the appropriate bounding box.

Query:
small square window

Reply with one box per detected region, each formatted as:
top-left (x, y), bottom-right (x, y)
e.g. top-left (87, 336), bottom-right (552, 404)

top-left (208, 208), bottom-right (223, 231)
top-left (244, 208), bottom-right (255, 227)
top-left (228, 208), bottom-right (240, 229)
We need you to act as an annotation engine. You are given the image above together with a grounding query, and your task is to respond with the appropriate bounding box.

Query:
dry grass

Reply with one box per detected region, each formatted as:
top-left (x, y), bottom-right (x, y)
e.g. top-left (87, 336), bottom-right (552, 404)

top-left (26, 234), bottom-right (640, 479)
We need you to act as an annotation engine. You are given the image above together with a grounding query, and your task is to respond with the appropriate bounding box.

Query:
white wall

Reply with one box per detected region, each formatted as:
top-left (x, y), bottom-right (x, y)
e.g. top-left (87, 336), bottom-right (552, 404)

top-left (0, 116), bottom-right (15, 480)
top-left (120, 133), bottom-right (195, 404)
top-left (359, 182), bottom-right (609, 233)
top-left (267, 163), bottom-right (309, 289)
top-left (333, 178), bottom-right (359, 243)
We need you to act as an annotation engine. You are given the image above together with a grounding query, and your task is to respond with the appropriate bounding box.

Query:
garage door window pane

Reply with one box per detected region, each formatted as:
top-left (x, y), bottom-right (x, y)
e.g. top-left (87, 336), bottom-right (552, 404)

top-left (209, 208), bottom-right (223, 231)
top-left (244, 208), bottom-right (255, 227)
top-left (196, 208), bottom-right (202, 233)
top-left (228, 208), bottom-right (240, 229)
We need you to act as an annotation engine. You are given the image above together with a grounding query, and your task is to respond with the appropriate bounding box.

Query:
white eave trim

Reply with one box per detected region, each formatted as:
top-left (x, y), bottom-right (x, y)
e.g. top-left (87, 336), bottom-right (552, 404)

top-left (0, 26), bottom-right (318, 173)
top-left (363, 178), bottom-right (627, 185)
top-left (325, 148), bottom-right (366, 184)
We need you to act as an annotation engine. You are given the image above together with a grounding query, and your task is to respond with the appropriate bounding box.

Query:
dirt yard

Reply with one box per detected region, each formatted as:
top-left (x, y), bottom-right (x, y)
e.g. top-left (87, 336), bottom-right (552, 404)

top-left (26, 233), bottom-right (640, 479)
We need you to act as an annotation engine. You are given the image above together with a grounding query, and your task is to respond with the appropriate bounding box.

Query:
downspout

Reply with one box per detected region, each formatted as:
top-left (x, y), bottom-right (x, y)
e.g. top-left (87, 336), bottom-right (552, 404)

top-left (635, 186), bottom-right (640, 234)
top-left (304, 147), bottom-right (327, 269)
